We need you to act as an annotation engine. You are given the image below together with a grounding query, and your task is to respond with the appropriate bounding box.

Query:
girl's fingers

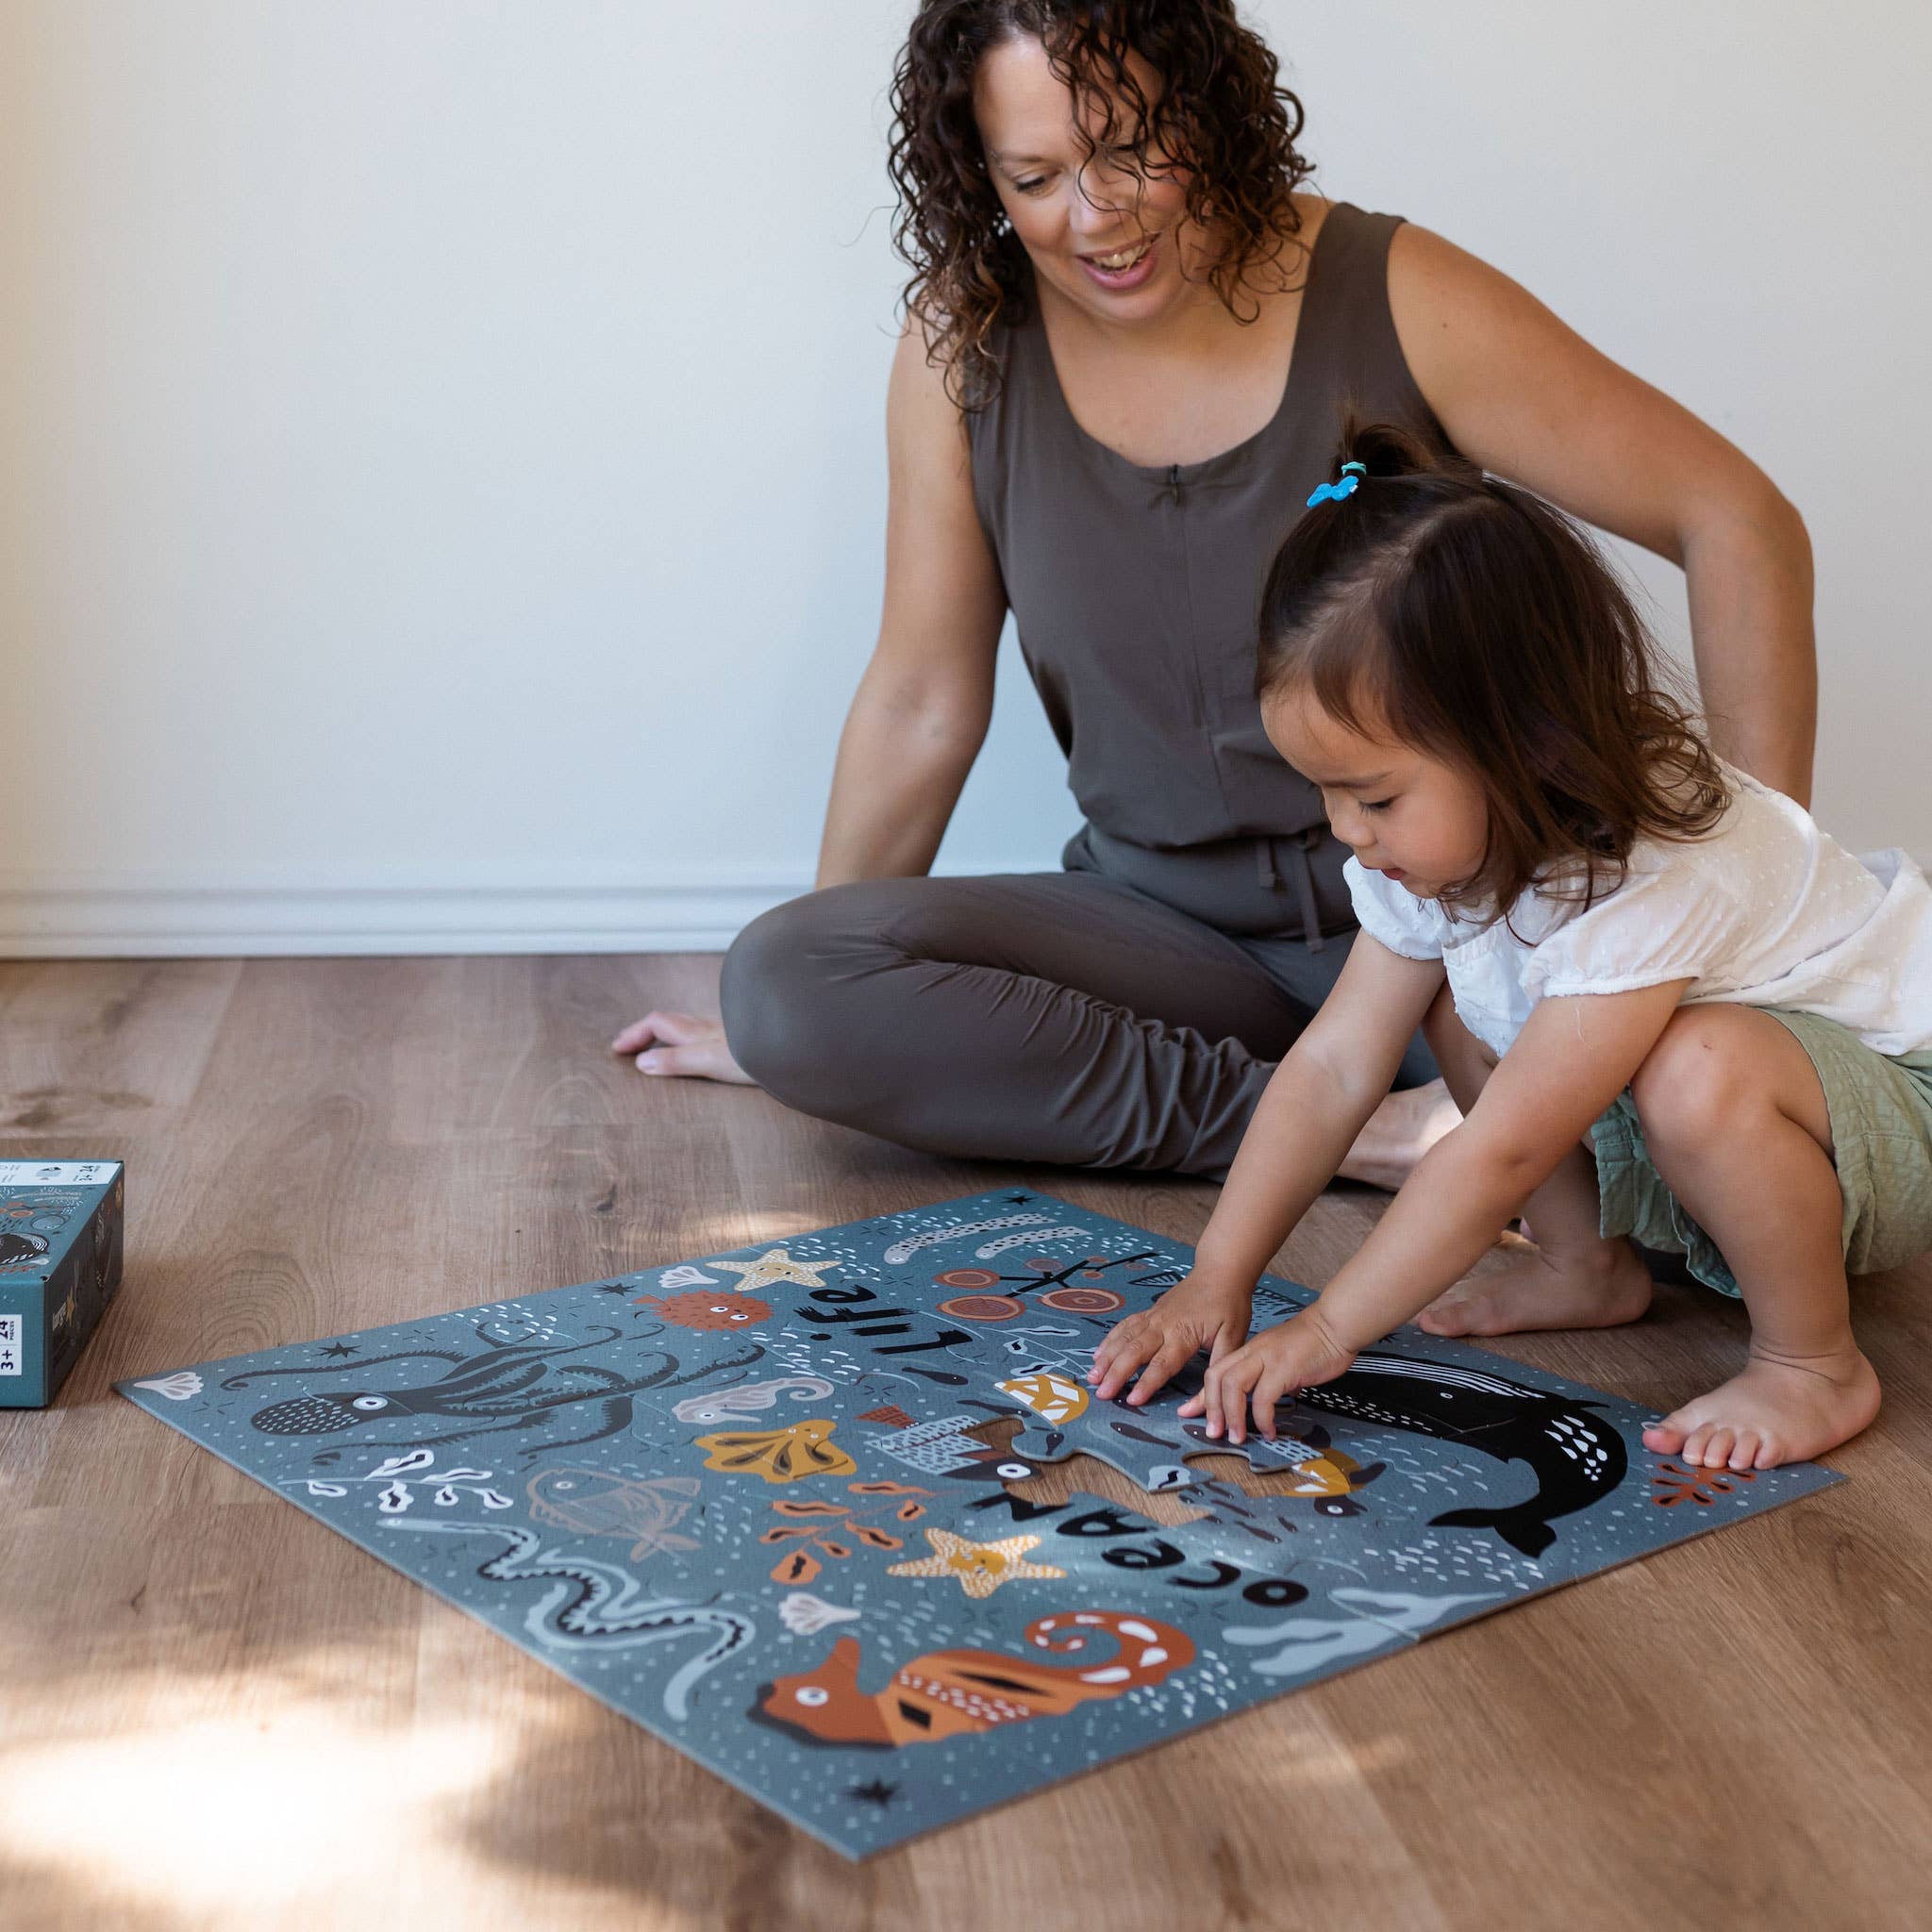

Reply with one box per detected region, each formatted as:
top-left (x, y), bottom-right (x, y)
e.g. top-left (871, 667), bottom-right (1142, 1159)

top-left (1222, 1362), bottom-right (1257, 1445)
top-left (1091, 1326), bottom-right (1160, 1402)
top-left (1088, 1316), bottom-right (1141, 1375)
top-left (1195, 1364), bottom-right (1222, 1440)
top-left (1125, 1336), bottom-right (1194, 1407)
top-left (1251, 1370), bottom-right (1295, 1441)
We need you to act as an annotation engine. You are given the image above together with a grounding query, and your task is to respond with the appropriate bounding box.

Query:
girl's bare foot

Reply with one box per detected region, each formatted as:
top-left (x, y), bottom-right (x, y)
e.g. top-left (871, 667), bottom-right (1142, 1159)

top-left (610, 1010), bottom-right (755, 1085)
top-left (1642, 1342), bottom-right (1880, 1471)
top-left (1416, 1237), bottom-right (1653, 1338)
top-left (1337, 1078), bottom-right (1461, 1191)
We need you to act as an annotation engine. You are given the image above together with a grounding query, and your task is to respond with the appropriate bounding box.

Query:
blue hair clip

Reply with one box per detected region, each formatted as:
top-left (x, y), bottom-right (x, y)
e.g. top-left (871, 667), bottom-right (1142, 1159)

top-left (1306, 461), bottom-right (1367, 508)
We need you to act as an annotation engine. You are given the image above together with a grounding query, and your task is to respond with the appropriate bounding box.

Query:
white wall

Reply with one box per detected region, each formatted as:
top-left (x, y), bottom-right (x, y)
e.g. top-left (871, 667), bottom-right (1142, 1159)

top-left (1, 1), bottom-right (1924, 956)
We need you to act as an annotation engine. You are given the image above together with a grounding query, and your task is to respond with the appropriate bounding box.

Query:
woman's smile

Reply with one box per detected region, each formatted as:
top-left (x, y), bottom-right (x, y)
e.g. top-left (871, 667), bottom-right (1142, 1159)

top-left (1077, 231), bottom-right (1159, 291)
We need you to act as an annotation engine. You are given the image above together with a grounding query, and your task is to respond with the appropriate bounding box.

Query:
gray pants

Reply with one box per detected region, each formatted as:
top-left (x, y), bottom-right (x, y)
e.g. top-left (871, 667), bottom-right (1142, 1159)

top-left (719, 867), bottom-right (1438, 1182)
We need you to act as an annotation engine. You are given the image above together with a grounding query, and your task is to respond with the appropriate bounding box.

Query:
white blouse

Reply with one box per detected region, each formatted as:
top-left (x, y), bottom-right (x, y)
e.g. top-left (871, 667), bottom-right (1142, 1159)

top-left (1345, 766), bottom-right (1932, 1060)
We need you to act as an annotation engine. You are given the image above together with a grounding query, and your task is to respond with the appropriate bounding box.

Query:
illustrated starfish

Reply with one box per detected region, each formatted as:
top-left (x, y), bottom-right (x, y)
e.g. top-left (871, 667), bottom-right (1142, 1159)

top-left (712, 1247), bottom-right (835, 1293)
top-left (318, 1343), bottom-right (359, 1359)
top-left (848, 1778), bottom-right (899, 1807)
top-left (886, 1525), bottom-right (1066, 1600)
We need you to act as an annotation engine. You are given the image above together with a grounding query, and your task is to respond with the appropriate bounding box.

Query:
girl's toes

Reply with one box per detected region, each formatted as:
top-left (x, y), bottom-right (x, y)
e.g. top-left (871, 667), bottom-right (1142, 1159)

top-left (1643, 1417), bottom-right (1688, 1454)
top-left (1727, 1432), bottom-right (1760, 1472)
top-left (1679, 1422), bottom-right (1717, 1465)
top-left (1698, 1426), bottom-right (1737, 1470)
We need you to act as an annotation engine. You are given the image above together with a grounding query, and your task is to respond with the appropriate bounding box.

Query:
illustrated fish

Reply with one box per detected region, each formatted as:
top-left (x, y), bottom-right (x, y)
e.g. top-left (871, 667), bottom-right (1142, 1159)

top-left (630, 1291), bottom-right (773, 1331)
top-left (694, 1418), bottom-right (857, 1485)
top-left (525, 1468), bottom-right (702, 1560)
top-left (753, 1611), bottom-right (1193, 1748)
top-left (1176, 1420), bottom-right (1386, 1517)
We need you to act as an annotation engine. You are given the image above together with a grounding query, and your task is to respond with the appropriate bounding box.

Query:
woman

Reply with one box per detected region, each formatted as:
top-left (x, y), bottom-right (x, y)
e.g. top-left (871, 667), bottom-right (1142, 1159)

top-left (613, 0), bottom-right (1814, 1186)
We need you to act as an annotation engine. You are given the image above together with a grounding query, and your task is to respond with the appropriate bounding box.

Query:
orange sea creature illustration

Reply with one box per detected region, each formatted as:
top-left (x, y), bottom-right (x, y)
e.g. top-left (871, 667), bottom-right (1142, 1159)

top-left (1651, 1460), bottom-right (1759, 1507)
top-left (755, 1612), bottom-right (1194, 1747)
top-left (759, 1484), bottom-right (927, 1583)
top-left (694, 1417), bottom-right (857, 1485)
top-left (885, 1525), bottom-right (1066, 1599)
top-left (996, 1369), bottom-right (1089, 1425)
top-left (630, 1290), bottom-right (773, 1331)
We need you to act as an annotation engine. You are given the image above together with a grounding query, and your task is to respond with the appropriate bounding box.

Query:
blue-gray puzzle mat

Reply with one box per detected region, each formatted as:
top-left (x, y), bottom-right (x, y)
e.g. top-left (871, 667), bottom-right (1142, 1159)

top-left (116, 1188), bottom-right (1841, 1858)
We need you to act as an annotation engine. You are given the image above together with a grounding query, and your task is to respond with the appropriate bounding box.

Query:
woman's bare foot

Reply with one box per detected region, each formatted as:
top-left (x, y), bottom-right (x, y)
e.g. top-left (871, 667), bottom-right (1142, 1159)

top-left (1337, 1078), bottom-right (1461, 1191)
top-left (1416, 1237), bottom-right (1653, 1338)
top-left (610, 1010), bottom-right (756, 1086)
top-left (1642, 1341), bottom-right (1880, 1471)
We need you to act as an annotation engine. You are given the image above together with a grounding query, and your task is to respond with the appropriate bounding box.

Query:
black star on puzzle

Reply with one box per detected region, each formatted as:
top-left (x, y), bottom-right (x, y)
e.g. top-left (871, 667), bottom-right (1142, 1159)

top-left (847, 1779), bottom-right (899, 1808)
top-left (317, 1343), bottom-right (359, 1359)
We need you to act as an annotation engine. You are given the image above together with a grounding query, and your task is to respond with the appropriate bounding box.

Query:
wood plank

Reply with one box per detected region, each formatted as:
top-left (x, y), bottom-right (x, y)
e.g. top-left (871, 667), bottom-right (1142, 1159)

top-left (1, 954), bottom-right (1926, 1932)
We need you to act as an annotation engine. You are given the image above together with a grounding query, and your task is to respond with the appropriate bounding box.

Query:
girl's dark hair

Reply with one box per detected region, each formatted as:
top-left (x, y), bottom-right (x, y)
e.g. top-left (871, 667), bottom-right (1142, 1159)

top-left (1257, 419), bottom-right (1730, 920)
top-left (888, 1), bottom-right (1313, 409)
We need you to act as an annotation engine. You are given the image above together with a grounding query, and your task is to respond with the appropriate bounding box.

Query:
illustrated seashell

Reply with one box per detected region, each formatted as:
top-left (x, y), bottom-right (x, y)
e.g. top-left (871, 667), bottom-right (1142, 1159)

top-left (695, 1418), bottom-right (856, 1484)
top-left (657, 1265), bottom-right (719, 1291)
top-left (132, 1372), bottom-right (203, 1402)
top-left (778, 1591), bottom-right (862, 1636)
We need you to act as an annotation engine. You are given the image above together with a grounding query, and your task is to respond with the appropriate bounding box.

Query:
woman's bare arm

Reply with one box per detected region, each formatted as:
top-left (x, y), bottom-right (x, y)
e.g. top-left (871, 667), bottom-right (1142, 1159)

top-left (816, 320), bottom-right (1008, 887)
top-left (1389, 225), bottom-right (1817, 803)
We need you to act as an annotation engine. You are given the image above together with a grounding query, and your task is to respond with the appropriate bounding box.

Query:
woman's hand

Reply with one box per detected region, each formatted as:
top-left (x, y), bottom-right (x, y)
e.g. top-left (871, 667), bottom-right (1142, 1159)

top-left (1178, 1301), bottom-right (1357, 1445)
top-left (610, 1011), bottom-right (756, 1086)
top-left (1088, 1274), bottom-right (1255, 1407)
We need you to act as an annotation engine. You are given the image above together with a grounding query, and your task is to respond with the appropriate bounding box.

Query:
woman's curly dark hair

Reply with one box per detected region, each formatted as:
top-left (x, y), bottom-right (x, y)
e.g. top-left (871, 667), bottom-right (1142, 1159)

top-left (888, 1), bottom-right (1314, 409)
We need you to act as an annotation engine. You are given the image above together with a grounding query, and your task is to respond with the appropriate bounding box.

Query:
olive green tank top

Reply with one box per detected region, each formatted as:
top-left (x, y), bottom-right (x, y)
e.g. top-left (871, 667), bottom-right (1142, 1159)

top-left (968, 201), bottom-right (1456, 940)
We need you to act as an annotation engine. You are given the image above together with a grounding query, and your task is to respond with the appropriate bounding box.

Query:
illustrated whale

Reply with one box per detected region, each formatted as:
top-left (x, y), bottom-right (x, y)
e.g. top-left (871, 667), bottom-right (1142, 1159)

top-left (1288, 1350), bottom-right (1628, 1557)
top-left (1171, 1347), bottom-right (1628, 1558)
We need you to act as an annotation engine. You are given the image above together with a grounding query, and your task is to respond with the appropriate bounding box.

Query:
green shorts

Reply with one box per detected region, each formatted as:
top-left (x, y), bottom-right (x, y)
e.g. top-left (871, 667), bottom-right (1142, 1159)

top-left (1593, 1008), bottom-right (1932, 1297)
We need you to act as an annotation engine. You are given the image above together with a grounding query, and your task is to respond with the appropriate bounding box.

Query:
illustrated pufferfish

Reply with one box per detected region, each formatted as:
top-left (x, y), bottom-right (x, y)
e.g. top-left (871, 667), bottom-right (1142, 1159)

top-left (630, 1289), bottom-right (773, 1331)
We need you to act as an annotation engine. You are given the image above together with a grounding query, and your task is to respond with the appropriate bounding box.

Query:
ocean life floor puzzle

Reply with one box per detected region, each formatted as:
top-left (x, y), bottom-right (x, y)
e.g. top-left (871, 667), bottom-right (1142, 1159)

top-left (116, 1188), bottom-right (1841, 1857)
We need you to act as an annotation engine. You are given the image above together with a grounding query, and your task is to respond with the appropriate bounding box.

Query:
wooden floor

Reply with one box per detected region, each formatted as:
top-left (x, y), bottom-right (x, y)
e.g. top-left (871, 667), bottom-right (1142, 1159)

top-left (2, 956), bottom-right (1928, 1932)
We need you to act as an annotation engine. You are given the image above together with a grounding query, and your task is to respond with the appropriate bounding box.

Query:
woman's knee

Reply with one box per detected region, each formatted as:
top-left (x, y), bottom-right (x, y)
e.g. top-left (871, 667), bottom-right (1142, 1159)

top-left (718, 879), bottom-right (922, 1106)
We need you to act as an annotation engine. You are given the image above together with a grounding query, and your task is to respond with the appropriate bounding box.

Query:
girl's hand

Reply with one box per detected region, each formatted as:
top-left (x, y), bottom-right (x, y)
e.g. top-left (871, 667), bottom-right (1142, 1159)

top-left (1178, 1302), bottom-right (1357, 1445)
top-left (1089, 1274), bottom-right (1255, 1407)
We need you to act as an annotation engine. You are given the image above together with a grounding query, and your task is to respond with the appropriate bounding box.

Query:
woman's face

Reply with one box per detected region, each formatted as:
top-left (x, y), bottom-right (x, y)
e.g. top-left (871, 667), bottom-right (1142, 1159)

top-left (973, 33), bottom-right (1212, 327)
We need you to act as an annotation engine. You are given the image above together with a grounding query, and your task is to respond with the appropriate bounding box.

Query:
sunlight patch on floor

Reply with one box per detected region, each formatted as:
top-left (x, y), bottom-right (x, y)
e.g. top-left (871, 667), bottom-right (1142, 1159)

top-left (0, 1659), bottom-right (701, 1928)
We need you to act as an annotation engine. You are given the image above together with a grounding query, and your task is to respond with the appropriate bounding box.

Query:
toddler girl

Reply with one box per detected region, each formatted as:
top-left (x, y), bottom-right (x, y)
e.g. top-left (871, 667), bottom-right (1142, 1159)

top-left (1091, 424), bottom-right (1932, 1471)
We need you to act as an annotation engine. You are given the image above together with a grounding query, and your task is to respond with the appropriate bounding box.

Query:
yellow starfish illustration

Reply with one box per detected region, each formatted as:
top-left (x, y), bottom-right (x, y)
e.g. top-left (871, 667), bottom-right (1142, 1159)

top-left (885, 1526), bottom-right (1066, 1600)
top-left (711, 1247), bottom-right (835, 1293)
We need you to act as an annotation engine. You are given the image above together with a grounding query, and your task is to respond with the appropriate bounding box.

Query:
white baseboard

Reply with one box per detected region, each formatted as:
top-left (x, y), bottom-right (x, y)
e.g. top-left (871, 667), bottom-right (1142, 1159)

top-left (0, 859), bottom-right (1056, 958)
